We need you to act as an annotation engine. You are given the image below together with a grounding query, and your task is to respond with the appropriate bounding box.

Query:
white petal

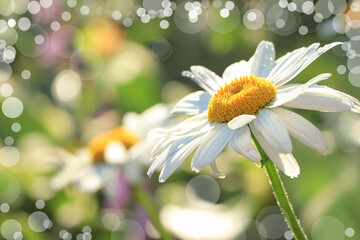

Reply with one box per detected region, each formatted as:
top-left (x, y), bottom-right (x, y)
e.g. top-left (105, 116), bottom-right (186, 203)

top-left (272, 108), bottom-right (328, 154)
top-left (150, 121), bottom-right (218, 158)
top-left (268, 42), bottom-right (342, 86)
top-left (210, 160), bottom-right (226, 179)
top-left (253, 109), bottom-right (292, 153)
top-left (227, 114), bottom-right (256, 129)
top-left (191, 124), bottom-right (234, 172)
top-left (222, 60), bottom-right (251, 83)
top-left (249, 41), bottom-right (276, 78)
top-left (283, 85), bottom-right (360, 113)
top-left (268, 73), bottom-right (332, 108)
top-left (157, 133), bottom-right (209, 182)
top-left (171, 91), bottom-right (211, 115)
top-left (182, 66), bottom-right (224, 94)
top-left (267, 44), bottom-right (318, 84)
top-left (148, 112), bottom-right (208, 140)
top-left (250, 124), bottom-right (300, 178)
top-left (148, 119), bottom-right (215, 178)
top-left (229, 125), bottom-right (261, 162)
top-left (148, 132), bottom-right (207, 178)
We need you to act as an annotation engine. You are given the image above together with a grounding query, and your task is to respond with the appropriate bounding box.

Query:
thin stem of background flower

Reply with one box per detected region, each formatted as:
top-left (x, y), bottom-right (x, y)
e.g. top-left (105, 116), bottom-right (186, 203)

top-left (133, 185), bottom-right (175, 240)
top-left (253, 138), bottom-right (308, 240)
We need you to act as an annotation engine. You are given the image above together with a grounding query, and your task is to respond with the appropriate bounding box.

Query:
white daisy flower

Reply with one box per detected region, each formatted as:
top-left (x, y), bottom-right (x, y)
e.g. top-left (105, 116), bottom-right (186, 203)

top-left (51, 104), bottom-right (171, 192)
top-left (148, 41), bottom-right (360, 182)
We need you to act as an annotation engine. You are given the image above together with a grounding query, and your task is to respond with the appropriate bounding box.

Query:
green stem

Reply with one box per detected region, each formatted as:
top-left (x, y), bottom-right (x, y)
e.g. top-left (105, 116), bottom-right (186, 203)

top-left (133, 185), bottom-right (174, 240)
top-left (254, 139), bottom-right (308, 240)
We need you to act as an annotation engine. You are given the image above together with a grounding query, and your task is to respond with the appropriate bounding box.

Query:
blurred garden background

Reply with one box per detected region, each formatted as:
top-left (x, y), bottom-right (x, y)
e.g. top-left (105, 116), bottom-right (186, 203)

top-left (0, 0), bottom-right (360, 239)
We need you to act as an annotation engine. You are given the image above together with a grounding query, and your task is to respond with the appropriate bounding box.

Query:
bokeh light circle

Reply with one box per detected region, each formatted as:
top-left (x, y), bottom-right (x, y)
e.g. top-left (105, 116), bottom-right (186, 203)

top-left (186, 175), bottom-right (220, 208)
top-left (174, 2), bottom-right (208, 34)
top-left (298, 25), bottom-right (308, 35)
top-left (123, 18), bottom-right (133, 27)
top-left (302, 1), bottom-right (315, 15)
top-left (0, 20), bottom-right (7, 33)
top-left (0, 25), bottom-right (18, 46)
top-left (149, 38), bottom-right (173, 60)
top-left (80, 5), bottom-right (90, 15)
top-left (267, 7), bottom-right (301, 36)
top-left (59, 230), bottom-right (72, 240)
top-left (82, 226), bottom-right (92, 233)
top-left (0, 146), bottom-right (20, 167)
top-left (11, 123), bottom-right (21, 132)
top-left (111, 220), bottom-right (145, 240)
top-left (76, 232), bottom-right (92, 240)
top-left (28, 1), bottom-right (41, 14)
top-left (61, 11), bottom-right (72, 21)
top-left (1, 219), bottom-right (22, 240)
top-left (259, 214), bottom-right (289, 239)
top-left (1, 19), bottom-right (17, 38)
top-left (311, 216), bottom-right (345, 240)
top-left (9, 0), bottom-right (29, 14)
top-left (3, 46), bottom-right (17, 64)
top-left (28, 211), bottom-right (51, 232)
top-left (18, 17), bottom-right (31, 31)
top-left (8, 19), bottom-right (16, 28)
top-left (0, 172), bottom-right (21, 203)
top-left (243, 9), bottom-right (264, 30)
top-left (0, 203), bottom-right (10, 213)
top-left (0, 0), bottom-right (14, 17)
top-left (16, 25), bottom-right (49, 57)
top-left (40, 0), bottom-right (53, 9)
top-left (102, 212), bottom-right (121, 231)
top-left (36, 200), bottom-right (45, 209)
top-left (288, 2), bottom-right (297, 12)
top-left (208, 4), bottom-right (240, 33)
top-left (0, 83), bottom-right (13, 97)
top-left (256, 206), bottom-right (289, 240)
top-left (345, 227), bottom-right (355, 237)
top-left (348, 66), bottom-right (360, 87)
top-left (314, 13), bottom-right (323, 23)
top-left (21, 70), bottom-right (31, 79)
top-left (50, 21), bottom-right (60, 31)
top-left (34, 35), bottom-right (45, 45)
top-left (284, 230), bottom-right (294, 239)
top-left (0, 62), bottom-right (12, 82)
top-left (337, 65), bottom-right (346, 74)
top-left (2, 97), bottom-right (24, 118)
top-left (13, 231), bottom-right (23, 240)
top-left (5, 136), bottom-right (14, 146)
top-left (160, 20), bottom-right (169, 29)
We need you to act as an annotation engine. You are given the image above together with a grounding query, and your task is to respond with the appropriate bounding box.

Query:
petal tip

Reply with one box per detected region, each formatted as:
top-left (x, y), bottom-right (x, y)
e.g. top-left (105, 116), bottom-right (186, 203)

top-left (192, 167), bottom-right (200, 173)
top-left (181, 70), bottom-right (191, 77)
top-left (289, 172), bottom-right (299, 179)
top-left (217, 174), bottom-right (226, 179)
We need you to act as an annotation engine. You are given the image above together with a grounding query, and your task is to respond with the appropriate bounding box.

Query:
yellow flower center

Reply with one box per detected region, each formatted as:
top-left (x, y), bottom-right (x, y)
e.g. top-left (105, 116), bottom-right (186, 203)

top-left (88, 126), bottom-right (140, 163)
top-left (207, 75), bottom-right (277, 122)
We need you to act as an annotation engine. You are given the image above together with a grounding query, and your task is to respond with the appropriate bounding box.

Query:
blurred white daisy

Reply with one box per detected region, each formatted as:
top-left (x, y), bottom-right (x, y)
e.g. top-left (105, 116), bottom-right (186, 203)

top-left (160, 204), bottom-right (250, 240)
top-left (51, 104), bottom-right (171, 192)
top-left (148, 41), bottom-right (360, 182)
